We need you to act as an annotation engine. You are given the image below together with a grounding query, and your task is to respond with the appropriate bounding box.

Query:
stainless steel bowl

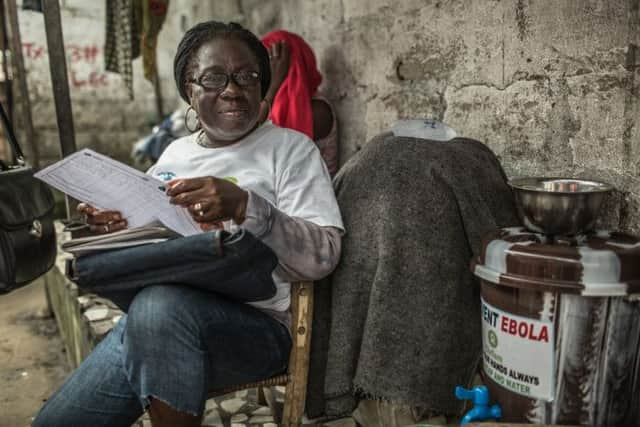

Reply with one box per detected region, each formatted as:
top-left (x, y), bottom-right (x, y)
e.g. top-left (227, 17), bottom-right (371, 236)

top-left (509, 177), bottom-right (613, 235)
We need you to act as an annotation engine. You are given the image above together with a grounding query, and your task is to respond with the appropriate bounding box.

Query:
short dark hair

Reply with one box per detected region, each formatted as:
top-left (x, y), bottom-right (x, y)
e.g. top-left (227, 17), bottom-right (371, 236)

top-left (173, 21), bottom-right (270, 103)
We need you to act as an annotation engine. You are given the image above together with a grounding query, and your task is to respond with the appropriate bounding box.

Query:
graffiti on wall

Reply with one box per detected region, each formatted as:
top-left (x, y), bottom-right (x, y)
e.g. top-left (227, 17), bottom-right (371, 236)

top-left (22, 42), bottom-right (112, 89)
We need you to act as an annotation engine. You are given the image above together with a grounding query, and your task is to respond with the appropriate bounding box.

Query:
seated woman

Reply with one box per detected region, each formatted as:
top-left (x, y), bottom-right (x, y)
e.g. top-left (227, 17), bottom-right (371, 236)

top-left (260, 30), bottom-right (339, 176)
top-left (33, 21), bottom-right (343, 427)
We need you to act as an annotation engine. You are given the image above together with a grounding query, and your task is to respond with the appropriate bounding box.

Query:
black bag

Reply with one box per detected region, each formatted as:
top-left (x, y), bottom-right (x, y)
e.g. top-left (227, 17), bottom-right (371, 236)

top-left (0, 102), bottom-right (56, 294)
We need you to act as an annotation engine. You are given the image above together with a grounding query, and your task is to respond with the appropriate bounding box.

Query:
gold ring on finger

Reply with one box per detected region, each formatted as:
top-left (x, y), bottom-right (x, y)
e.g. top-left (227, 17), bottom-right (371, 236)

top-left (194, 202), bottom-right (202, 211)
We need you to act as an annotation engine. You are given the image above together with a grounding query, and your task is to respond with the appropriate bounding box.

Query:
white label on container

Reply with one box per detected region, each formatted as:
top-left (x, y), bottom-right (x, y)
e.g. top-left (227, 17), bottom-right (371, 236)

top-left (481, 298), bottom-right (554, 401)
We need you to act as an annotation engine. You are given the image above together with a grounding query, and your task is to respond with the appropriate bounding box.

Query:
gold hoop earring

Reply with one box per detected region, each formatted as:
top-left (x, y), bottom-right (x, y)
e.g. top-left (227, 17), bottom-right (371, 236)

top-left (185, 106), bottom-right (200, 133)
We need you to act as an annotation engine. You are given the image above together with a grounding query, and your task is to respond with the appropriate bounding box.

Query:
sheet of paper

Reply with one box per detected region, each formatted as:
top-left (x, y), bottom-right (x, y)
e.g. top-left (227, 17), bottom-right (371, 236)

top-left (35, 149), bottom-right (201, 236)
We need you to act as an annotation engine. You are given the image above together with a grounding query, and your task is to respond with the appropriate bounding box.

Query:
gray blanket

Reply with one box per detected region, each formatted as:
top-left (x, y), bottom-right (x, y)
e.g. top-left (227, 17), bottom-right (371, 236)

top-left (306, 133), bottom-right (519, 418)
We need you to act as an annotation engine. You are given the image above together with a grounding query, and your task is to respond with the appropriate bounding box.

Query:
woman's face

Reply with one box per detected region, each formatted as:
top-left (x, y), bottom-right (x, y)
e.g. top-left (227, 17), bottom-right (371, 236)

top-left (188, 38), bottom-right (262, 145)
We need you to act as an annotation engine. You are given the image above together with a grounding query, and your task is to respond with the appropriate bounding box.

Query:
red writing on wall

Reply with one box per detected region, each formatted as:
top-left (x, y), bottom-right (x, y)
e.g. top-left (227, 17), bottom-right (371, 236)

top-left (23, 42), bottom-right (101, 63)
top-left (22, 42), bottom-right (109, 89)
top-left (22, 42), bottom-right (45, 60)
top-left (68, 44), bottom-right (100, 64)
top-left (71, 71), bottom-right (107, 88)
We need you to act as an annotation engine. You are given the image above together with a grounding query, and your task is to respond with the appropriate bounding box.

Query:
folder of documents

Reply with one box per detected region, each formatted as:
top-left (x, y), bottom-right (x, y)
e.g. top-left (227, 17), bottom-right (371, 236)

top-left (60, 225), bottom-right (180, 257)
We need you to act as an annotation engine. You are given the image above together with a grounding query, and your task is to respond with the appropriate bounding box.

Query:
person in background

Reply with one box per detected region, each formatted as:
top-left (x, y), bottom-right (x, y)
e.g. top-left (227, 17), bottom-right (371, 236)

top-left (260, 30), bottom-right (339, 176)
top-left (33, 21), bottom-right (343, 427)
top-left (131, 107), bottom-right (190, 167)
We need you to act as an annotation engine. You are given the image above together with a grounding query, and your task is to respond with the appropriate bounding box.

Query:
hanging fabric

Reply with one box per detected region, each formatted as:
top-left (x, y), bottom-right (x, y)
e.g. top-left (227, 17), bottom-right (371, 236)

top-left (142, 0), bottom-right (169, 82)
top-left (104, 0), bottom-right (142, 99)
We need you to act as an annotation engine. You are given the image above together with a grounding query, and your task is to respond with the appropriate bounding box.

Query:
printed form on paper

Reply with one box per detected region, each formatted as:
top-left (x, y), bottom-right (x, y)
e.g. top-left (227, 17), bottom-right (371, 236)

top-left (35, 149), bottom-right (201, 236)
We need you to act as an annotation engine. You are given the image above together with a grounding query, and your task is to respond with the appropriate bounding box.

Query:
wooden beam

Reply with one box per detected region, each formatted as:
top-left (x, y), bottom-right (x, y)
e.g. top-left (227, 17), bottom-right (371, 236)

top-left (42, 0), bottom-right (77, 220)
top-left (0, 0), bottom-right (13, 122)
top-left (42, 0), bottom-right (76, 158)
top-left (5, 0), bottom-right (39, 168)
top-left (153, 70), bottom-right (165, 119)
top-left (0, 0), bottom-right (14, 164)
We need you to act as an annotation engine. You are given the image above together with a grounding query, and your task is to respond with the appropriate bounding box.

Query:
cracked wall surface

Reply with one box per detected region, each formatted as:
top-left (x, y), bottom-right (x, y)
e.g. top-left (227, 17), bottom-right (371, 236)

top-left (15, 0), bottom-right (640, 233)
top-left (229, 0), bottom-right (640, 233)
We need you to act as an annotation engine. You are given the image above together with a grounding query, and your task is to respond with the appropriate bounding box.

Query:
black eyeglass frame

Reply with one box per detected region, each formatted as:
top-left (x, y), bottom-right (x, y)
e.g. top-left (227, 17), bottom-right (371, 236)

top-left (189, 70), bottom-right (261, 92)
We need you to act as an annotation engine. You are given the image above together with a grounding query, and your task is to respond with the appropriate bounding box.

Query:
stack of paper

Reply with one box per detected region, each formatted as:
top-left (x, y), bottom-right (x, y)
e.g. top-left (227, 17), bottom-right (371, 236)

top-left (61, 226), bottom-right (179, 257)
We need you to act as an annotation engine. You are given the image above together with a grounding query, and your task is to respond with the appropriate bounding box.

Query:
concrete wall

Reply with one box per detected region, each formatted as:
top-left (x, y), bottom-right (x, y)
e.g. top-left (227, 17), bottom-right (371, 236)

top-left (14, 1), bottom-right (640, 233)
top-left (205, 0), bottom-right (638, 234)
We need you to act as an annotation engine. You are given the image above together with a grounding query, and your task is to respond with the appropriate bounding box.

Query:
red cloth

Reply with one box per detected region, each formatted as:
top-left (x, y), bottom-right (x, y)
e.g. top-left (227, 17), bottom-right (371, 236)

top-left (261, 31), bottom-right (322, 139)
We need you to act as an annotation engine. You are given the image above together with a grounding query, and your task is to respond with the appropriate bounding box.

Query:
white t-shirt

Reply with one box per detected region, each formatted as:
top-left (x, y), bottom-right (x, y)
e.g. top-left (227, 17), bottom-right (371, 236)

top-left (148, 121), bottom-right (343, 312)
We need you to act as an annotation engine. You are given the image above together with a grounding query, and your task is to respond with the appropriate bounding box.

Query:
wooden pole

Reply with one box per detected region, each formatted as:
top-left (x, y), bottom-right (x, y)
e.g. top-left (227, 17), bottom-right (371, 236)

top-left (42, 0), bottom-right (77, 220)
top-left (5, 0), bottom-right (39, 168)
top-left (153, 64), bottom-right (165, 119)
top-left (0, 0), bottom-right (13, 162)
top-left (0, 0), bottom-right (13, 122)
top-left (0, 0), bottom-right (7, 163)
top-left (42, 0), bottom-right (76, 158)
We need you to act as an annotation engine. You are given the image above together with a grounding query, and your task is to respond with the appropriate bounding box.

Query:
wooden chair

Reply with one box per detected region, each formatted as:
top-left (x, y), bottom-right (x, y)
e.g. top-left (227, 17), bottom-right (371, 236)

top-left (207, 281), bottom-right (314, 426)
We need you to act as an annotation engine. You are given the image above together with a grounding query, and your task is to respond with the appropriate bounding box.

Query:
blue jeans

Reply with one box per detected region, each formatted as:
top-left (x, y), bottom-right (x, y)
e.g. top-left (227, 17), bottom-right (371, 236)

top-left (33, 231), bottom-right (291, 426)
top-left (33, 286), bottom-right (291, 426)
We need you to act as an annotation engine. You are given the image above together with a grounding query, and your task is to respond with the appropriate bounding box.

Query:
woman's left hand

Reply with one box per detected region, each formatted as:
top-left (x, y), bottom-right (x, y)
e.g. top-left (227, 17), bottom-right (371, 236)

top-left (258, 41), bottom-right (290, 124)
top-left (268, 41), bottom-right (290, 90)
top-left (166, 177), bottom-right (248, 226)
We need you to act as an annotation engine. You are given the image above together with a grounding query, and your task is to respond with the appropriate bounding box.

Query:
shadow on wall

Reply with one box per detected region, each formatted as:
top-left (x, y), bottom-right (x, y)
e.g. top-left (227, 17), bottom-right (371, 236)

top-left (320, 44), bottom-right (368, 158)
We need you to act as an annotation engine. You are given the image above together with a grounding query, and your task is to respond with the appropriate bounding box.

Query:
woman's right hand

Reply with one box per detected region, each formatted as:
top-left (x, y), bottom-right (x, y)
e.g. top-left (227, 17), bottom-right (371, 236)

top-left (77, 203), bottom-right (127, 235)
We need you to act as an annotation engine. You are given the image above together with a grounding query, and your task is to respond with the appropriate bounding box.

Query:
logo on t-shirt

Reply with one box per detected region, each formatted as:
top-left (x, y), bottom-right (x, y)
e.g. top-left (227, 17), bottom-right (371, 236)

top-left (156, 171), bottom-right (176, 181)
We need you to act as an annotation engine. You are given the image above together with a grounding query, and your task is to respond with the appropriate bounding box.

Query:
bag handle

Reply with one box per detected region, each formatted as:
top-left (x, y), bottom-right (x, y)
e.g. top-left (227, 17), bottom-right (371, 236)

top-left (0, 101), bottom-right (26, 165)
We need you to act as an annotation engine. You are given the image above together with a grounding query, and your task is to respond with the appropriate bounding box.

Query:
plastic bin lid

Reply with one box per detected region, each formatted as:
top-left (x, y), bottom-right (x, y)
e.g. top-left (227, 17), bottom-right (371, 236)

top-left (472, 226), bottom-right (640, 296)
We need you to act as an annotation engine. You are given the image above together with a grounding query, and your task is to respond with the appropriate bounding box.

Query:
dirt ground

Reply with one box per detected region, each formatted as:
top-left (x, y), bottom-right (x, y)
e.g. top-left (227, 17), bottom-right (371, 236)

top-left (0, 279), bottom-right (69, 427)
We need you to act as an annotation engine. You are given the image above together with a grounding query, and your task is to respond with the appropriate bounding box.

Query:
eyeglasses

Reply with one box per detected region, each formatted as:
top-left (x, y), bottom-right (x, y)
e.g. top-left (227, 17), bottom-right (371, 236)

top-left (190, 71), bottom-right (260, 92)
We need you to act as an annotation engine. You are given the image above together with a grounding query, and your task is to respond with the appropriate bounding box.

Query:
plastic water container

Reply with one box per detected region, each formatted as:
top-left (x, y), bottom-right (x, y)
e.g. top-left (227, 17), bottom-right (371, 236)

top-left (390, 118), bottom-right (458, 141)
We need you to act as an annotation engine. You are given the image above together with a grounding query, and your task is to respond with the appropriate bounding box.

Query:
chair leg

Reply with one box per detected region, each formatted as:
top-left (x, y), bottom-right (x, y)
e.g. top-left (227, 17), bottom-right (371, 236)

top-left (262, 386), bottom-right (283, 424)
top-left (281, 282), bottom-right (313, 426)
top-left (281, 381), bottom-right (305, 427)
top-left (257, 386), bottom-right (267, 406)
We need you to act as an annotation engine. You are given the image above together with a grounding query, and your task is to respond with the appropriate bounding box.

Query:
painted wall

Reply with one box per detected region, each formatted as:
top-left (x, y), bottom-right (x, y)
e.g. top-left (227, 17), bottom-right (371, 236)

top-left (16, 0), bottom-right (190, 164)
top-left (230, 0), bottom-right (640, 234)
